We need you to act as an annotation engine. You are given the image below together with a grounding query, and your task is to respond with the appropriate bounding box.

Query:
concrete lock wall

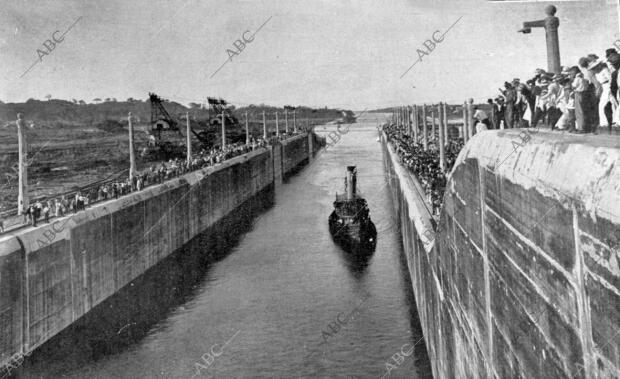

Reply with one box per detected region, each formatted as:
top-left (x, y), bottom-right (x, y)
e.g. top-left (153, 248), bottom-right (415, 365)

top-left (0, 134), bottom-right (314, 368)
top-left (382, 130), bottom-right (620, 379)
top-left (281, 134), bottom-right (310, 175)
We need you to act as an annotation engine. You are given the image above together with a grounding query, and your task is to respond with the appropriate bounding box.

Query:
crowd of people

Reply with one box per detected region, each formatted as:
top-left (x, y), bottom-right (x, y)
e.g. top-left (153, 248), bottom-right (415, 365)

top-left (383, 124), bottom-right (464, 215)
top-left (2, 134), bottom-right (307, 232)
top-left (382, 43), bottom-right (620, 215)
top-left (475, 47), bottom-right (620, 133)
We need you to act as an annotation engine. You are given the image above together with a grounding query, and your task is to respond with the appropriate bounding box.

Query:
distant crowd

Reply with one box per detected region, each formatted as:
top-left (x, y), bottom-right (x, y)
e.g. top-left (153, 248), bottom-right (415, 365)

top-left (383, 124), bottom-right (464, 215)
top-left (474, 46), bottom-right (620, 133)
top-left (1, 133), bottom-right (306, 233)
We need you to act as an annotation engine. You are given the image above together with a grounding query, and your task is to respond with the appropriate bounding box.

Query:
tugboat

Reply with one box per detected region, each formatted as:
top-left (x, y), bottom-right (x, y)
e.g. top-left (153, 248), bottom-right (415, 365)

top-left (328, 166), bottom-right (377, 252)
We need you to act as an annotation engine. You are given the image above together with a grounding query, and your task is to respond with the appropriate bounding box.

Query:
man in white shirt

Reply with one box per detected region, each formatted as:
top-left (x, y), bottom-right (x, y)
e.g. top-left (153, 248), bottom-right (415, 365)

top-left (473, 106), bottom-right (491, 129)
top-left (588, 59), bottom-right (613, 130)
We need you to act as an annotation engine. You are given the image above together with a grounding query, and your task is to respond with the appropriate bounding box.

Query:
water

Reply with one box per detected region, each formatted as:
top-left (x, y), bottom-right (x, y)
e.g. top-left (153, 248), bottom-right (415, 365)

top-left (17, 114), bottom-right (432, 378)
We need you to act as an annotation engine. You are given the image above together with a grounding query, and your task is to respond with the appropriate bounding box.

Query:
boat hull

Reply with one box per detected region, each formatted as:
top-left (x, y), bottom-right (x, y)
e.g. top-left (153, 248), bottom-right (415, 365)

top-left (328, 210), bottom-right (377, 253)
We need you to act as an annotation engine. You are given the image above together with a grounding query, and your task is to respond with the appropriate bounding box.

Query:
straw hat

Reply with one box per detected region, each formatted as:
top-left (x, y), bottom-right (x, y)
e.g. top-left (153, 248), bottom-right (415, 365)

top-left (587, 58), bottom-right (606, 71)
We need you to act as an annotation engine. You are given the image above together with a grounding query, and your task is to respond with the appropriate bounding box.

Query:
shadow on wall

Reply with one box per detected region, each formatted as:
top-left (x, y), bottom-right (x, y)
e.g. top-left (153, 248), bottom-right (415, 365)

top-left (14, 185), bottom-right (275, 377)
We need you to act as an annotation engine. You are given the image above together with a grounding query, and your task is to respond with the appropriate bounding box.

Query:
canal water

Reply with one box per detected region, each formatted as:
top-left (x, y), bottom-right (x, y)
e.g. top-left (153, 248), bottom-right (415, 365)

top-left (17, 114), bottom-right (432, 378)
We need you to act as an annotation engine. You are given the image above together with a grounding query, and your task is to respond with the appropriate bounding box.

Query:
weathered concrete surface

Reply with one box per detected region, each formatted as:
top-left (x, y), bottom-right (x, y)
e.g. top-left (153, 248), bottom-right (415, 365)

top-left (0, 134), bottom-right (319, 368)
top-left (383, 130), bottom-right (620, 378)
top-left (281, 133), bottom-right (310, 176)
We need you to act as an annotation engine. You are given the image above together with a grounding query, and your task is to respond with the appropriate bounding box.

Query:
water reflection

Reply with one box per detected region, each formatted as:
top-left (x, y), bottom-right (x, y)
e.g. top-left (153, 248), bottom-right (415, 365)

top-left (335, 244), bottom-right (375, 277)
top-left (18, 186), bottom-right (274, 378)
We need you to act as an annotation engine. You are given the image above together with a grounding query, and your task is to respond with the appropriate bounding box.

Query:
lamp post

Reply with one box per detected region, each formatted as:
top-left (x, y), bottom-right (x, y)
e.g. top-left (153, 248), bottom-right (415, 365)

top-left (185, 111), bottom-right (192, 166)
top-left (518, 5), bottom-right (561, 74)
top-left (438, 102), bottom-right (446, 173)
top-left (442, 102), bottom-right (448, 142)
top-left (285, 109), bottom-right (289, 134)
top-left (263, 111), bottom-right (267, 139)
top-left (422, 105), bottom-right (428, 151)
top-left (245, 111), bottom-right (249, 145)
top-left (462, 101), bottom-right (468, 143)
top-left (468, 98), bottom-right (475, 139)
top-left (221, 111), bottom-right (226, 147)
top-left (128, 112), bottom-right (136, 181)
top-left (16, 113), bottom-right (28, 215)
top-left (431, 105), bottom-right (436, 140)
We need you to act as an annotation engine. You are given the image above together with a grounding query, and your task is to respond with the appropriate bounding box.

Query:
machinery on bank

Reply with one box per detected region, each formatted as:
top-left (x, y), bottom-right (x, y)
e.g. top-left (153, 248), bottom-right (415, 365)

top-left (143, 93), bottom-right (245, 161)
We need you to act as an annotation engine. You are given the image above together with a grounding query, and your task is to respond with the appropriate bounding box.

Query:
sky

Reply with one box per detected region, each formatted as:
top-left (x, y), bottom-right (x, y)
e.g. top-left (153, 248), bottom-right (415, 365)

top-left (1, 0), bottom-right (619, 110)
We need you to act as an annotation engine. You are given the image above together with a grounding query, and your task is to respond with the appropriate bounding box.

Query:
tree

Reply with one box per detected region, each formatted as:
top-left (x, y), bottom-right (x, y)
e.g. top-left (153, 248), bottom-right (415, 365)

top-left (45, 94), bottom-right (51, 101)
top-left (127, 97), bottom-right (135, 103)
top-left (78, 100), bottom-right (86, 105)
top-left (72, 99), bottom-right (77, 103)
top-left (104, 98), bottom-right (111, 102)
top-left (93, 98), bottom-right (101, 103)
top-left (188, 102), bottom-right (201, 109)
top-left (111, 98), bottom-right (117, 102)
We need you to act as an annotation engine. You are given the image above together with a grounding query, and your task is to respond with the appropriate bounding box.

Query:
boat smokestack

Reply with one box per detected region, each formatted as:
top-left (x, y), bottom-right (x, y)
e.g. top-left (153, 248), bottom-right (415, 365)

top-left (346, 166), bottom-right (357, 200)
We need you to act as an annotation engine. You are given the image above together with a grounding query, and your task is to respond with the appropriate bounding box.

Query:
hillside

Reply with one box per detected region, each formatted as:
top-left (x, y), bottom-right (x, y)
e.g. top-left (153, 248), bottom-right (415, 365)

top-left (0, 98), bottom-right (353, 128)
top-left (0, 98), bottom-right (353, 212)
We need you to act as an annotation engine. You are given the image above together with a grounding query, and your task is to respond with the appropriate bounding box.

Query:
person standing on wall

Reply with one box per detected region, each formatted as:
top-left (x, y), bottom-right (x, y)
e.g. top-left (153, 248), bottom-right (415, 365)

top-left (473, 106), bottom-right (492, 129)
top-left (578, 56), bottom-right (600, 132)
top-left (43, 202), bottom-right (50, 223)
top-left (27, 205), bottom-right (34, 227)
top-left (588, 58), bottom-right (613, 131)
top-left (500, 82), bottom-right (516, 128)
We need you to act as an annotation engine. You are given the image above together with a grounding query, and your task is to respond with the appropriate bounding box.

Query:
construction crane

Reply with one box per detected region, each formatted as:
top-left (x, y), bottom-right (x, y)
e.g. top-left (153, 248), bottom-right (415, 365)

top-left (206, 97), bottom-right (238, 127)
top-left (145, 93), bottom-right (244, 161)
top-left (146, 92), bottom-right (203, 160)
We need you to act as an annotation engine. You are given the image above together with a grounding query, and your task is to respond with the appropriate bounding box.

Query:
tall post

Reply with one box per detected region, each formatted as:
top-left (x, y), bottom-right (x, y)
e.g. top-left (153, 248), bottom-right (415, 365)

top-left (518, 5), bottom-right (561, 74)
top-left (128, 112), bottom-right (136, 180)
top-left (185, 111), bottom-right (192, 166)
top-left (285, 109), bottom-right (289, 134)
top-left (16, 113), bottom-right (28, 215)
top-left (397, 106), bottom-right (400, 128)
top-left (413, 105), bottom-right (418, 142)
top-left (221, 111), bottom-right (226, 147)
top-left (468, 98), bottom-right (475, 139)
top-left (245, 111), bottom-right (249, 145)
top-left (262, 111), bottom-right (267, 139)
top-left (293, 110), bottom-right (297, 133)
top-left (407, 106), bottom-right (411, 136)
top-left (443, 102), bottom-right (448, 142)
top-left (275, 111), bottom-right (280, 137)
top-left (462, 101), bottom-right (469, 143)
top-left (431, 105), bottom-right (436, 141)
top-left (438, 103), bottom-right (446, 173)
top-left (422, 104), bottom-right (428, 151)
